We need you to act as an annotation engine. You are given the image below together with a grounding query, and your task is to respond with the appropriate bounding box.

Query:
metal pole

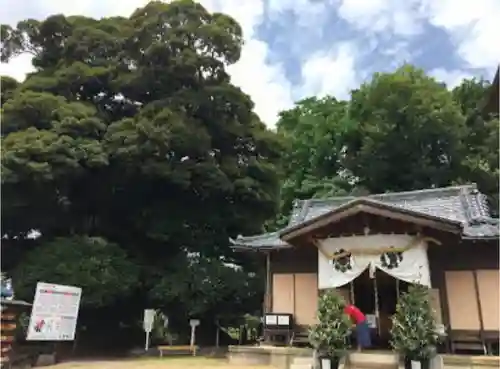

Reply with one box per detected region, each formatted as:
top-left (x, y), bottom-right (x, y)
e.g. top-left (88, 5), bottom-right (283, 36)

top-left (145, 331), bottom-right (150, 351)
top-left (215, 320), bottom-right (220, 348)
top-left (190, 325), bottom-right (196, 356)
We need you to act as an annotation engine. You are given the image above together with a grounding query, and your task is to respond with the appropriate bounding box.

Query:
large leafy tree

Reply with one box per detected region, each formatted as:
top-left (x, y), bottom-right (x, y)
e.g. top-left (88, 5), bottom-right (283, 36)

top-left (1, 0), bottom-right (281, 337)
top-left (451, 78), bottom-right (499, 214)
top-left (269, 96), bottom-right (360, 230)
top-left (14, 236), bottom-right (140, 307)
top-left (343, 65), bottom-right (468, 193)
top-left (273, 65), bottom-right (498, 225)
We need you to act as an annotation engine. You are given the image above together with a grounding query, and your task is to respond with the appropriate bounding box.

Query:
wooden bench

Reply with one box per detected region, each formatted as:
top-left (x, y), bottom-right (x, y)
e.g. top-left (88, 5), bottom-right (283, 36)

top-left (450, 332), bottom-right (486, 354)
top-left (157, 345), bottom-right (198, 357)
top-left (263, 327), bottom-right (292, 346)
top-left (290, 325), bottom-right (311, 347)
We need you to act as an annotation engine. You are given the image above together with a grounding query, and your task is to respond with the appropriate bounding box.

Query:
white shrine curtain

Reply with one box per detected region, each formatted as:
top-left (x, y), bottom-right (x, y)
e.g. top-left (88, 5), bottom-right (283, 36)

top-left (317, 234), bottom-right (431, 289)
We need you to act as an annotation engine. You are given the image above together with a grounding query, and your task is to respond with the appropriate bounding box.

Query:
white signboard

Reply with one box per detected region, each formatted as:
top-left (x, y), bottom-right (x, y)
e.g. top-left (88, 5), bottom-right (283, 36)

top-left (27, 282), bottom-right (82, 341)
top-left (277, 315), bottom-right (290, 326)
top-left (265, 315), bottom-right (277, 325)
top-left (143, 309), bottom-right (156, 351)
top-left (189, 319), bottom-right (200, 327)
top-left (143, 309), bottom-right (155, 333)
top-left (365, 314), bottom-right (377, 329)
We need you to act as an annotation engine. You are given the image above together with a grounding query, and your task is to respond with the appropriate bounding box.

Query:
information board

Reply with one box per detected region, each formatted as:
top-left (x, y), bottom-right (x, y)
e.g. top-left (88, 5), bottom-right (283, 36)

top-left (143, 309), bottom-right (155, 333)
top-left (26, 282), bottom-right (82, 341)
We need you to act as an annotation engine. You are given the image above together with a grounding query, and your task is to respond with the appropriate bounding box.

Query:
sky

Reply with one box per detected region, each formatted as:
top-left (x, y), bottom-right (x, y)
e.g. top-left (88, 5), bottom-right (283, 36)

top-left (0, 0), bottom-right (499, 127)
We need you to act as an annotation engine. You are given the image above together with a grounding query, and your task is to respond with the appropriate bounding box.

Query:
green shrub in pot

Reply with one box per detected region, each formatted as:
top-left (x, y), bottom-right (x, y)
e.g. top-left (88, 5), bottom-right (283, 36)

top-left (309, 290), bottom-right (352, 369)
top-left (390, 284), bottom-right (442, 369)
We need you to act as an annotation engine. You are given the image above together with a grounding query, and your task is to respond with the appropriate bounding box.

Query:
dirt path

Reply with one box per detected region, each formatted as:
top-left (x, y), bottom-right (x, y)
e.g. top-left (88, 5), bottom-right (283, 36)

top-left (44, 357), bottom-right (272, 369)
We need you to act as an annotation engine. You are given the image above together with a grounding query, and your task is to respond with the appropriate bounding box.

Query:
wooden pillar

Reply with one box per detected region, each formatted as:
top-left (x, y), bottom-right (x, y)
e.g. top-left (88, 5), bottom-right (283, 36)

top-left (264, 251), bottom-right (272, 314)
top-left (437, 271), bottom-right (452, 352)
top-left (472, 270), bottom-right (487, 354)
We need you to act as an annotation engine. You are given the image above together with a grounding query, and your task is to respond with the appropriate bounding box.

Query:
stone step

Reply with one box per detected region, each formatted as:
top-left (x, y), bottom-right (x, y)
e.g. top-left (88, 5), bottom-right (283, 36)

top-left (291, 356), bottom-right (314, 369)
top-left (347, 352), bottom-right (399, 369)
top-left (349, 352), bottom-right (398, 365)
top-left (348, 364), bottom-right (400, 369)
top-left (293, 357), bottom-right (315, 365)
top-left (290, 364), bottom-right (313, 369)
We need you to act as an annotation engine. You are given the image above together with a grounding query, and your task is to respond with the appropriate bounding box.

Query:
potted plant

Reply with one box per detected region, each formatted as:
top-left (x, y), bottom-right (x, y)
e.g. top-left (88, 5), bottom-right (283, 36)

top-left (390, 284), bottom-right (442, 369)
top-left (309, 290), bottom-right (352, 369)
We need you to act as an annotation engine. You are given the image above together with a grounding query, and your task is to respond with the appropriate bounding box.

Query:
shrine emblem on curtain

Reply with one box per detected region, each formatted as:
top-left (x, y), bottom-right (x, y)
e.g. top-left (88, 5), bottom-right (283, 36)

top-left (379, 248), bottom-right (403, 269)
top-left (332, 249), bottom-right (353, 272)
top-left (316, 234), bottom-right (433, 289)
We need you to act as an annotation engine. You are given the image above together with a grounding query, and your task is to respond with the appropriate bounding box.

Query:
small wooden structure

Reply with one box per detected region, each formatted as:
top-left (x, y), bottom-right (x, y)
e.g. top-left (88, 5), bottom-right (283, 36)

top-left (1, 298), bottom-right (32, 367)
top-left (157, 345), bottom-right (198, 357)
top-left (231, 185), bottom-right (499, 354)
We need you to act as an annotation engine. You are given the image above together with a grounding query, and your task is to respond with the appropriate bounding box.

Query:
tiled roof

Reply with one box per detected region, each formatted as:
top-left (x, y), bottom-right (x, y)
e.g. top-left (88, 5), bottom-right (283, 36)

top-left (229, 231), bottom-right (289, 249)
top-left (230, 184), bottom-right (499, 249)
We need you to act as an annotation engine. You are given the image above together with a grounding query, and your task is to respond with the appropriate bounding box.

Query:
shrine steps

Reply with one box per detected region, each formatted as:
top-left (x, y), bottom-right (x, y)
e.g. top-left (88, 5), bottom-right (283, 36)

top-left (290, 356), bottom-right (314, 369)
top-left (290, 350), bottom-right (399, 369)
top-left (347, 352), bottom-right (399, 369)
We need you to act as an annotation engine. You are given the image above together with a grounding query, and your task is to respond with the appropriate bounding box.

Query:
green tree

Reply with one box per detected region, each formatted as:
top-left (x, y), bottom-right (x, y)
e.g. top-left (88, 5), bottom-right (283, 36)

top-left (13, 236), bottom-right (140, 307)
top-left (343, 64), bottom-right (467, 193)
top-left (149, 253), bottom-right (264, 332)
top-left (271, 66), bottom-right (498, 229)
top-left (1, 0), bottom-right (281, 336)
top-left (0, 75), bottom-right (19, 106)
top-left (451, 78), bottom-right (499, 214)
top-left (268, 96), bottom-right (360, 230)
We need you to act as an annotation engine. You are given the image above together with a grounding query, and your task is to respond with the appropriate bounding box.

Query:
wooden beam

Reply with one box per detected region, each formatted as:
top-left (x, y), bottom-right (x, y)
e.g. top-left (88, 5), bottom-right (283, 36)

top-left (312, 235), bottom-right (441, 261)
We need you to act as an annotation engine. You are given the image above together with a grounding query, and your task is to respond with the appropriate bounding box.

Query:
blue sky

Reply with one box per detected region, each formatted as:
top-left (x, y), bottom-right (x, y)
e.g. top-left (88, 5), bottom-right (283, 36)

top-left (1, 0), bottom-right (499, 127)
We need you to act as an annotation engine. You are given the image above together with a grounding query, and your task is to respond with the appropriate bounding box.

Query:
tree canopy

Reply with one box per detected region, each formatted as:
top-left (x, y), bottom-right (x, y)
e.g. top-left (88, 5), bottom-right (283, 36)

top-left (1, 0), bottom-right (498, 349)
top-left (273, 65), bottom-right (499, 224)
top-left (1, 0), bottom-right (281, 344)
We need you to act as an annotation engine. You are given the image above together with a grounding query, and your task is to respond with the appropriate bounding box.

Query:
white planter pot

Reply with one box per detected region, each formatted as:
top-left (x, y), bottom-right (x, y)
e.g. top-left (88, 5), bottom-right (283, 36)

top-left (411, 360), bottom-right (422, 369)
top-left (320, 357), bottom-right (332, 369)
top-left (319, 356), bottom-right (340, 369)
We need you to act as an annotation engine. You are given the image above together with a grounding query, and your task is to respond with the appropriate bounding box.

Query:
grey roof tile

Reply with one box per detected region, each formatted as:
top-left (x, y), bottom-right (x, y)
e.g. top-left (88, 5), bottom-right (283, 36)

top-left (232, 184), bottom-right (499, 249)
top-left (229, 231), bottom-right (289, 249)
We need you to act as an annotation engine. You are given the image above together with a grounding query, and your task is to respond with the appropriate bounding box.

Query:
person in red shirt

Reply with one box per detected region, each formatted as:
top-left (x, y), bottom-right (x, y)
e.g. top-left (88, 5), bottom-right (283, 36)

top-left (344, 304), bottom-right (371, 351)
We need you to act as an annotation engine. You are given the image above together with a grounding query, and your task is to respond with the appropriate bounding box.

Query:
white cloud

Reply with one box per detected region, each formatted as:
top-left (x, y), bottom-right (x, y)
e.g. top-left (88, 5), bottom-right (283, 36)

top-left (429, 68), bottom-right (473, 88)
top-left (337, 0), bottom-right (425, 36)
top-left (299, 42), bottom-right (359, 100)
top-left (268, 0), bottom-right (330, 30)
top-left (0, 0), bottom-right (294, 127)
top-left (337, 0), bottom-right (499, 77)
top-left (422, 0), bottom-right (500, 70)
top-left (3, 0), bottom-right (497, 127)
top-left (0, 54), bottom-right (35, 81)
top-left (227, 39), bottom-right (293, 125)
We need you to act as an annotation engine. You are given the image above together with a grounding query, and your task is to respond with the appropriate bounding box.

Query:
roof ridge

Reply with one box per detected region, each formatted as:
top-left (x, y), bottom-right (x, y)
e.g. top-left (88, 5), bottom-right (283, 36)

top-left (233, 231), bottom-right (280, 241)
top-left (295, 184), bottom-right (478, 205)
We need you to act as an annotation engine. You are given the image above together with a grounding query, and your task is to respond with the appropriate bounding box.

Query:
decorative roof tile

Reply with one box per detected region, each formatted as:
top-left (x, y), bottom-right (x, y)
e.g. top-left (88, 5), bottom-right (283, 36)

top-left (229, 231), bottom-right (289, 249)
